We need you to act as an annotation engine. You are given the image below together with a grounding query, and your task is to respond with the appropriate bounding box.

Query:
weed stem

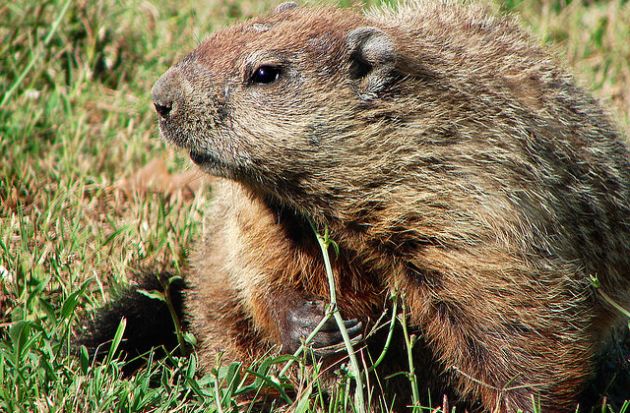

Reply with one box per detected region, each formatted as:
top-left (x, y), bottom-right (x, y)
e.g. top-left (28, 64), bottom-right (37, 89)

top-left (315, 227), bottom-right (366, 413)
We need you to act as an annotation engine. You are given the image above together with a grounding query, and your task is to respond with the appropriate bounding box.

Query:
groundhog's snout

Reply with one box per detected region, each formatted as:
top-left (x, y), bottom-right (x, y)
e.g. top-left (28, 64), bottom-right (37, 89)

top-left (151, 70), bottom-right (182, 119)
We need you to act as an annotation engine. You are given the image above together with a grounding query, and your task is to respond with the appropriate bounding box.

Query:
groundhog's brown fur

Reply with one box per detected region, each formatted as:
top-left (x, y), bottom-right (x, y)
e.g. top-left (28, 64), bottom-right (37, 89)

top-left (96, 1), bottom-right (630, 412)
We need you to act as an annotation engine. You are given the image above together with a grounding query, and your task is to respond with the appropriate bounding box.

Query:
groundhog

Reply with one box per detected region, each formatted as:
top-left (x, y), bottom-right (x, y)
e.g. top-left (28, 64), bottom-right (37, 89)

top-left (81, 1), bottom-right (630, 412)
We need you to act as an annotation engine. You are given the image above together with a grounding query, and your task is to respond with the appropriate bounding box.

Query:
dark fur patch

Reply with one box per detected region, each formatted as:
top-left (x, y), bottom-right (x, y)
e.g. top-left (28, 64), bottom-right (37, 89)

top-left (406, 262), bottom-right (444, 289)
top-left (77, 272), bottom-right (187, 374)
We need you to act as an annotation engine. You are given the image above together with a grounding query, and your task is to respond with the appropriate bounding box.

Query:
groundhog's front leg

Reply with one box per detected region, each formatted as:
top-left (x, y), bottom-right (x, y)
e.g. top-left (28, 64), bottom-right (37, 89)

top-left (190, 273), bottom-right (364, 369)
top-left (272, 296), bottom-right (363, 356)
top-left (192, 181), bottom-right (366, 368)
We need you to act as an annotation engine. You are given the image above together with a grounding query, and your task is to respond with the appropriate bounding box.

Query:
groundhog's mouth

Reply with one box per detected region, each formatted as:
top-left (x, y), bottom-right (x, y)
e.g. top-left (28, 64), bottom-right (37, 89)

top-left (189, 149), bottom-right (239, 180)
top-left (189, 150), bottom-right (217, 165)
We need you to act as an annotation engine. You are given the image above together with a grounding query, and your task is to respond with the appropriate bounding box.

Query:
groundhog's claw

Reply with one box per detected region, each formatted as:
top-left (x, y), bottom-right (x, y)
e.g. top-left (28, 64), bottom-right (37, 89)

top-left (311, 318), bottom-right (363, 351)
top-left (312, 318), bottom-right (364, 358)
top-left (280, 299), bottom-right (363, 356)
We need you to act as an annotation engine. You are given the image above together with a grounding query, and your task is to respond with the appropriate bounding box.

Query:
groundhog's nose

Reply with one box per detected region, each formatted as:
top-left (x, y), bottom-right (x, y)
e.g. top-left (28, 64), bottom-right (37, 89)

top-left (154, 101), bottom-right (172, 118)
top-left (152, 70), bottom-right (182, 119)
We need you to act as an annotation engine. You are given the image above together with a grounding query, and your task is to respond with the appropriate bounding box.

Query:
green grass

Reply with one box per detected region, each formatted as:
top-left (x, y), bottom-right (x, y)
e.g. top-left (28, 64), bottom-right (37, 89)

top-left (1, 0), bottom-right (629, 412)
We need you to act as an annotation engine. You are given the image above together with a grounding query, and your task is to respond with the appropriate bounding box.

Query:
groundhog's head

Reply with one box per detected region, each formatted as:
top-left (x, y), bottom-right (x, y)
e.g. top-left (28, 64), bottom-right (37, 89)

top-left (152, 2), bottom-right (405, 215)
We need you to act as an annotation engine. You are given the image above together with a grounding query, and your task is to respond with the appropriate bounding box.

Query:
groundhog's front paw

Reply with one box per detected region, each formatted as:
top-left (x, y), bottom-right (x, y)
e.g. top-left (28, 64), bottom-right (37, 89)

top-left (280, 299), bottom-right (363, 357)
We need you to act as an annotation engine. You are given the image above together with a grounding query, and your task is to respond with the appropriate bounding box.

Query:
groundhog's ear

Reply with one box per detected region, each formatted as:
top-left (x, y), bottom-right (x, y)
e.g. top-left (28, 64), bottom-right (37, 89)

top-left (273, 2), bottom-right (298, 14)
top-left (346, 27), bottom-right (397, 99)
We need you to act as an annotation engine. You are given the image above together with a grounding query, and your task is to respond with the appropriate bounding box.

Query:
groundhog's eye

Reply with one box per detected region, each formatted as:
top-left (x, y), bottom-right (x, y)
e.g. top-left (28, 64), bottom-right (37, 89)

top-left (251, 65), bottom-right (281, 84)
